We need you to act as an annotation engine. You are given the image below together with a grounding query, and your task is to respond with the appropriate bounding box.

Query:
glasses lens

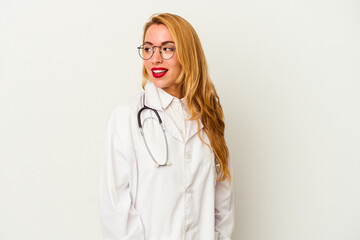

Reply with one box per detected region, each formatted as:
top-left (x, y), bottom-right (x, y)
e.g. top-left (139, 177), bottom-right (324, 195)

top-left (161, 43), bottom-right (176, 60)
top-left (140, 43), bottom-right (153, 59)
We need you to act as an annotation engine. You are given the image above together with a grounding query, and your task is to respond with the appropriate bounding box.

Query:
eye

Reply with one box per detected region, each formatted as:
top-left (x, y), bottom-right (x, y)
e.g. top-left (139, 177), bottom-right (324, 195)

top-left (162, 47), bottom-right (175, 52)
top-left (144, 47), bottom-right (152, 52)
top-left (142, 43), bottom-right (153, 53)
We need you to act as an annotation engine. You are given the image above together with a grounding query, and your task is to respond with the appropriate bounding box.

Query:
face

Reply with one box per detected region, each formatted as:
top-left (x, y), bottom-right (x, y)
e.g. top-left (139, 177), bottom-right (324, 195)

top-left (143, 24), bottom-right (182, 98)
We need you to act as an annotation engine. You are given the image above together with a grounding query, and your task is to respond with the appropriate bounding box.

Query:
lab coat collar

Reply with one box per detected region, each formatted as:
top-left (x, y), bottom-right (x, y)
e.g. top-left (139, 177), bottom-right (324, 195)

top-left (145, 81), bottom-right (187, 110)
top-left (157, 86), bottom-right (188, 111)
top-left (143, 81), bottom-right (189, 112)
top-left (144, 81), bottom-right (162, 111)
top-left (157, 87), bottom-right (174, 110)
top-left (143, 81), bottom-right (204, 143)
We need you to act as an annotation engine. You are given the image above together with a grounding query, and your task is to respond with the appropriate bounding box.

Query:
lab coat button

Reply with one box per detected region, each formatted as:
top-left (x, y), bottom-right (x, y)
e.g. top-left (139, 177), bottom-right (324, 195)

top-left (184, 225), bottom-right (190, 232)
top-left (185, 152), bottom-right (191, 159)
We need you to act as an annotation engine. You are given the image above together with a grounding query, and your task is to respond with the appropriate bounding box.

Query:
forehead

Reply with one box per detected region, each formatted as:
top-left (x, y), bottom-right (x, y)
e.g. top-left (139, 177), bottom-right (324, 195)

top-left (144, 24), bottom-right (174, 44)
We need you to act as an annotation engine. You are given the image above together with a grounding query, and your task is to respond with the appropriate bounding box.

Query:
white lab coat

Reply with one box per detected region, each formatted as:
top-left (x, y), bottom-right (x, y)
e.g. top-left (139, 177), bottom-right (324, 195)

top-left (99, 81), bottom-right (235, 240)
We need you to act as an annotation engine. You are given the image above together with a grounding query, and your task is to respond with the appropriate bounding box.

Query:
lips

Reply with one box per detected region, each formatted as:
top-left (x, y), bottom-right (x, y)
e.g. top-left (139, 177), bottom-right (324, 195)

top-left (151, 67), bottom-right (168, 78)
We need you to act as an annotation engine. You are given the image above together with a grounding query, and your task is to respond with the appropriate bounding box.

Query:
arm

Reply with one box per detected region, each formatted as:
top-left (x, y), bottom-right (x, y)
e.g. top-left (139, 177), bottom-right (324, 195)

top-left (215, 158), bottom-right (235, 240)
top-left (99, 109), bottom-right (145, 240)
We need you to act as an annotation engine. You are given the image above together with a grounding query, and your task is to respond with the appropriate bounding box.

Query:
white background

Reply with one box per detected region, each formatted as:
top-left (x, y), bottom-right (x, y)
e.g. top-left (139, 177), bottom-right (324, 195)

top-left (1, 0), bottom-right (359, 239)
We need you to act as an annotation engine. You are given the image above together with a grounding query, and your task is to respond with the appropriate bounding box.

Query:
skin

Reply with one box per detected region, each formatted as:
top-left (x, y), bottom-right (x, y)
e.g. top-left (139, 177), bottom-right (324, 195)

top-left (143, 24), bottom-right (183, 99)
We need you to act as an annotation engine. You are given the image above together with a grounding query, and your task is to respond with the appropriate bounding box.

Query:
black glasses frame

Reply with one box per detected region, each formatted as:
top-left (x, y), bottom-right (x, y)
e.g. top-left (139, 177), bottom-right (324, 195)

top-left (137, 44), bottom-right (176, 60)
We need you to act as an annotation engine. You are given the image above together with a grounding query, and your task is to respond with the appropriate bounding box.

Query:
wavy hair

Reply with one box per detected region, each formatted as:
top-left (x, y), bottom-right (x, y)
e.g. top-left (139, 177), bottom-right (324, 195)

top-left (141, 13), bottom-right (231, 184)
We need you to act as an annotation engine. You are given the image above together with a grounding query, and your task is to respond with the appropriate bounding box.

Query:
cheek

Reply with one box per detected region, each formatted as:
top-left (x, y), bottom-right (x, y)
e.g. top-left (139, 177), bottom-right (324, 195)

top-left (170, 58), bottom-right (182, 74)
top-left (174, 62), bottom-right (182, 74)
top-left (144, 62), bottom-right (151, 73)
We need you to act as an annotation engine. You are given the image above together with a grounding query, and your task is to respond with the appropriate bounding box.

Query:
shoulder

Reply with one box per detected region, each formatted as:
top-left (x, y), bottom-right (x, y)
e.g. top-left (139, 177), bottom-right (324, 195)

top-left (111, 92), bottom-right (143, 115)
top-left (107, 92), bottom-right (143, 131)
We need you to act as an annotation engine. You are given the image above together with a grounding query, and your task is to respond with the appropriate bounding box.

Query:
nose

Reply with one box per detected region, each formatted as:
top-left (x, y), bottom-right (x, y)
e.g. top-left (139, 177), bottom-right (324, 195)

top-left (151, 47), bottom-right (163, 64)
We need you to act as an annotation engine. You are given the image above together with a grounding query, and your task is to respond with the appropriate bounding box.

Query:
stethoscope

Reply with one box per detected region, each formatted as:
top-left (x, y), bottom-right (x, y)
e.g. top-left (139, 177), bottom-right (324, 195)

top-left (137, 93), bottom-right (221, 172)
top-left (137, 93), bottom-right (171, 167)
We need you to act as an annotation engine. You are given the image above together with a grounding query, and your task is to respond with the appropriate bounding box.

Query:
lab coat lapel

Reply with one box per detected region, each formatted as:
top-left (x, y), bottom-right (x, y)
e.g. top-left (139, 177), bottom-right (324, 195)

top-left (144, 82), bottom-right (184, 143)
top-left (162, 113), bottom-right (184, 142)
top-left (185, 118), bottom-right (204, 144)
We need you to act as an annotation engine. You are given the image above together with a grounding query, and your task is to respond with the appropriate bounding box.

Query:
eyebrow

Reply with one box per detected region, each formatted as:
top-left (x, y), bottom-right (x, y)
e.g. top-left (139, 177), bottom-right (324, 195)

top-left (143, 41), bottom-right (175, 45)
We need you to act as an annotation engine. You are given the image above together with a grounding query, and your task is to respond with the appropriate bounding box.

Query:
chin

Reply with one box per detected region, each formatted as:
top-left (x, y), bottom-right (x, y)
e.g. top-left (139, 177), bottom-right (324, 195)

top-left (151, 79), bottom-right (168, 89)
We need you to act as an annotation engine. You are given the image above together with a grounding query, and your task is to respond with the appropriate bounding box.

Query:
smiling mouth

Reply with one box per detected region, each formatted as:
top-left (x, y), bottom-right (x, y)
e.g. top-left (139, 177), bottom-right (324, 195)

top-left (153, 69), bottom-right (167, 73)
top-left (151, 68), bottom-right (168, 78)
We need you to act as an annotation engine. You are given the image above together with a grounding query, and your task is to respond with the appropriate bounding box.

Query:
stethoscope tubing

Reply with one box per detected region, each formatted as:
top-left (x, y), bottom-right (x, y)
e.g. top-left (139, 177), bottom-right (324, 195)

top-left (137, 93), bottom-right (170, 167)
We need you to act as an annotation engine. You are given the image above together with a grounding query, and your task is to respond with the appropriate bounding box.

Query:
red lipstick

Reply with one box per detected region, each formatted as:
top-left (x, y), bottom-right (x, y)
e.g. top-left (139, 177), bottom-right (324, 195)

top-left (151, 67), bottom-right (168, 78)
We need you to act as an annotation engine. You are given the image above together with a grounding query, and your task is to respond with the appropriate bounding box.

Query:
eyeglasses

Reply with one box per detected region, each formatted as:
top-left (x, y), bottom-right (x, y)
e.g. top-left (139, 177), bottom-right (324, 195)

top-left (137, 42), bottom-right (176, 60)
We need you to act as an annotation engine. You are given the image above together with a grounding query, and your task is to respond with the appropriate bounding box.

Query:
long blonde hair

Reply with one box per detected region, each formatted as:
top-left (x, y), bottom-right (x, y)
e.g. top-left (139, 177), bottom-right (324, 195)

top-left (141, 13), bottom-right (231, 184)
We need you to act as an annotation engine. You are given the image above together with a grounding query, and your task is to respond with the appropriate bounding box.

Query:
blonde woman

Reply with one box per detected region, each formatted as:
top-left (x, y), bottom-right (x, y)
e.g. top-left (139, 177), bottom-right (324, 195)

top-left (100, 13), bottom-right (234, 240)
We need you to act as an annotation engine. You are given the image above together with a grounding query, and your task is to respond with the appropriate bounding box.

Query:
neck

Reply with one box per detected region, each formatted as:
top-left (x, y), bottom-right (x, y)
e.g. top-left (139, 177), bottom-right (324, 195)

top-left (162, 86), bottom-right (183, 99)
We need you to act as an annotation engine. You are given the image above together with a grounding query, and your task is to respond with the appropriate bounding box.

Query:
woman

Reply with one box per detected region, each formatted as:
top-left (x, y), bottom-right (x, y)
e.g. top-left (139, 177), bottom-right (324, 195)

top-left (99, 13), bottom-right (234, 240)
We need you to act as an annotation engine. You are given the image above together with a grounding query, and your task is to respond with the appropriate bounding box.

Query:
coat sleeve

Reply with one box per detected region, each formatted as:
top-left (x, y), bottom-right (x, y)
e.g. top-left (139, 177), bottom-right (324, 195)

top-left (214, 157), bottom-right (235, 240)
top-left (99, 108), bottom-right (145, 240)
